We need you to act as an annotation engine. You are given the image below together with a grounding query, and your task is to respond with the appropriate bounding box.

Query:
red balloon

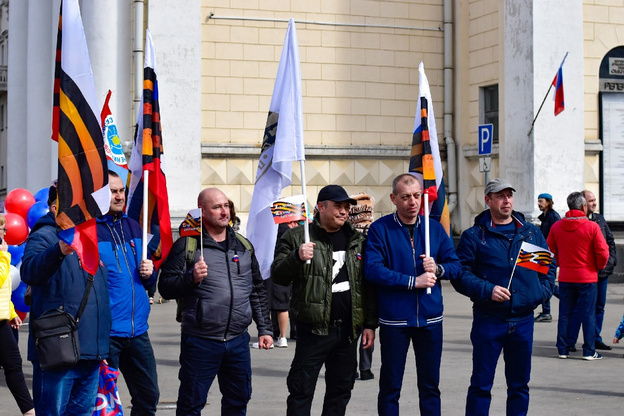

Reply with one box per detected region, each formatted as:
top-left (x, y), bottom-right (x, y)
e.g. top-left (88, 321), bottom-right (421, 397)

top-left (3, 213), bottom-right (29, 245)
top-left (5, 188), bottom-right (36, 220)
top-left (15, 310), bottom-right (28, 322)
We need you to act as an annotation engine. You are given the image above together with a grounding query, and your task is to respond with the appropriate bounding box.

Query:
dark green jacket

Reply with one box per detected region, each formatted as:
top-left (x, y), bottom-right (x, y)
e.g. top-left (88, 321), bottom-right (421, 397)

top-left (271, 219), bottom-right (377, 339)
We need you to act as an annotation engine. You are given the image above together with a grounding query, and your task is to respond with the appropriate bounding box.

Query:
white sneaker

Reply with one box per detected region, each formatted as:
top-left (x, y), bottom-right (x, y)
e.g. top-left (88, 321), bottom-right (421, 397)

top-left (275, 337), bottom-right (288, 348)
top-left (582, 352), bottom-right (602, 361)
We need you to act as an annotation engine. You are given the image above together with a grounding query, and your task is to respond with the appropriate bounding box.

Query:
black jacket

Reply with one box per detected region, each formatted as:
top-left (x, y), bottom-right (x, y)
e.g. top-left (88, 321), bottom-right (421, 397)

top-left (588, 212), bottom-right (617, 280)
top-left (159, 226), bottom-right (272, 341)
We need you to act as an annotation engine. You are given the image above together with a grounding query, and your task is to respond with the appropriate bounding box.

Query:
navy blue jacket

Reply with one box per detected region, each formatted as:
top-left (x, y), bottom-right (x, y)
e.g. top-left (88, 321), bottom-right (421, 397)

top-left (453, 210), bottom-right (556, 321)
top-left (97, 213), bottom-right (154, 338)
top-left (364, 212), bottom-right (461, 328)
top-left (538, 209), bottom-right (561, 239)
top-left (20, 212), bottom-right (111, 362)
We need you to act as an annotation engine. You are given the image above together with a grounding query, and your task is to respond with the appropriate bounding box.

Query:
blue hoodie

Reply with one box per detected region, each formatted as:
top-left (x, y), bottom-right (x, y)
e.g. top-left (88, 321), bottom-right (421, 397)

top-left (21, 212), bottom-right (111, 361)
top-left (97, 213), bottom-right (154, 338)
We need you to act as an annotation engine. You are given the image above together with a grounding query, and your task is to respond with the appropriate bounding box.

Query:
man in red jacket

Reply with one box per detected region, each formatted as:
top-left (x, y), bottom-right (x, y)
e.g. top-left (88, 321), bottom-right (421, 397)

top-left (547, 191), bottom-right (609, 360)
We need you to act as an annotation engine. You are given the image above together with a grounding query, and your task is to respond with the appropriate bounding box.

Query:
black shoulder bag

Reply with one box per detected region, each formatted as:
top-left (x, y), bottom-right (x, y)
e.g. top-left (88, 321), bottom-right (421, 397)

top-left (32, 274), bottom-right (94, 371)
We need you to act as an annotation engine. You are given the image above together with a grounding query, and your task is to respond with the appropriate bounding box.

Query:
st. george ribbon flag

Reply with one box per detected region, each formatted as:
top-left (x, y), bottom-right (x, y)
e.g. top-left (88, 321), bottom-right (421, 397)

top-left (51, 0), bottom-right (110, 275)
top-left (126, 29), bottom-right (173, 270)
top-left (247, 19), bottom-right (306, 280)
top-left (409, 62), bottom-right (450, 235)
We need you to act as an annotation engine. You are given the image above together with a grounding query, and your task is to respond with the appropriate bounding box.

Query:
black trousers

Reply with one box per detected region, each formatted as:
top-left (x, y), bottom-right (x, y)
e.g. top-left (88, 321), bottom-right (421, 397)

top-left (286, 322), bottom-right (358, 416)
top-left (0, 319), bottom-right (34, 413)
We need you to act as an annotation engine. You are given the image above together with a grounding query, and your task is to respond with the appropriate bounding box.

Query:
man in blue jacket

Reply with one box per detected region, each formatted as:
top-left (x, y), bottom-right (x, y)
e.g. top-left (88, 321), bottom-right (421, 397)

top-left (97, 171), bottom-right (159, 414)
top-left (453, 178), bottom-right (556, 416)
top-left (21, 184), bottom-right (111, 415)
top-left (365, 173), bottom-right (461, 416)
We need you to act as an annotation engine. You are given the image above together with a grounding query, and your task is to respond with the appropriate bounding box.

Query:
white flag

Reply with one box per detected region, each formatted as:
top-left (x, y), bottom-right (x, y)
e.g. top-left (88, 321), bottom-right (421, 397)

top-left (247, 19), bottom-right (306, 280)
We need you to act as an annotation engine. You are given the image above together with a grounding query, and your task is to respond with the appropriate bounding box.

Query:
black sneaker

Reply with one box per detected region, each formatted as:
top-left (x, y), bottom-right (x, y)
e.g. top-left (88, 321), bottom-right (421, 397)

top-left (359, 369), bottom-right (375, 381)
top-left (595, 340), bottom-right (612, 350)
top-left (534, 313), bottom-right (552, 322)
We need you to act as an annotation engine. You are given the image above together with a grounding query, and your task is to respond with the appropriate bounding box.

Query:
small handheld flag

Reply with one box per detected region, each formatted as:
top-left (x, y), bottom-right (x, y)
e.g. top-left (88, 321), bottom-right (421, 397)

top-left (180, 208), bottom-right (202, 237)
top-left (271, 195), bottom-right (307, 225)
top-left (507, 241), bottom-right (554, 290)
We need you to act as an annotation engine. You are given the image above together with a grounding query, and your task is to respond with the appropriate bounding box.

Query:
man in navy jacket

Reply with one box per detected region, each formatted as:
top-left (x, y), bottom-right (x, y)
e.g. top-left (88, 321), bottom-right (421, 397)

top-left (21, 185), bottom-right (111, 415)
top-left (453, 178), bottom-right (556, 416)
top-left (365, 173), bottom-right (461, 416)
top-left (97, 171), bottom-right (159, 414)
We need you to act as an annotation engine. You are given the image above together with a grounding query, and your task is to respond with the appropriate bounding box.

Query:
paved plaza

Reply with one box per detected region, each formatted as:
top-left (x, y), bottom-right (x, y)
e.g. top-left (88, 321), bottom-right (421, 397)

top-left (2, 281), bottom-right (624, 415)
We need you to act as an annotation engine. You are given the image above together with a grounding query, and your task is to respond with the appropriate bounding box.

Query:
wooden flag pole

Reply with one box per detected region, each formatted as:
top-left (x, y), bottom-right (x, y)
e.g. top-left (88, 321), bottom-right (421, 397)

top-left (424, 193), bottom-right (431, 295)
top-left (142, 169), bottom-right (149, 261)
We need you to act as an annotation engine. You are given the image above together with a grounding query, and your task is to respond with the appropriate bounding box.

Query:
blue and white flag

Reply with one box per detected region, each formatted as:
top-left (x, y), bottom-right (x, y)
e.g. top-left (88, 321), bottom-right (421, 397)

top-left (247, 19), bottom-right (306, 280)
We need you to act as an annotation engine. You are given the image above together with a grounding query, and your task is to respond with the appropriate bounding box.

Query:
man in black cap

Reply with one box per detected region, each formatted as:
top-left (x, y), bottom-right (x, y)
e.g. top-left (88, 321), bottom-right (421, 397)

top-left (272, 184), bottom-right (377, 416)
top-left (453, 178), bottom-right (556, 415)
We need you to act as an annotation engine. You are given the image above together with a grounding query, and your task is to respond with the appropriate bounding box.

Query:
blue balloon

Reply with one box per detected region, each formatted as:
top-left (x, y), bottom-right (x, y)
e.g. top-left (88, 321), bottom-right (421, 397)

top-left (27, 201), bottom-right (49, 229)
top-left (11, 281), bottom-right (29, 313)
top-left (7, 244), bottom-right (25, 266)
top-left (33, 187), bottom-right (50, 203)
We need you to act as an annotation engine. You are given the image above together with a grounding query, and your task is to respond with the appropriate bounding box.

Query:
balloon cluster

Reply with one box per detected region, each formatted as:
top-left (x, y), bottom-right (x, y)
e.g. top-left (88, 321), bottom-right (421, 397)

top-left (3, 187), bottom-right (51, 320)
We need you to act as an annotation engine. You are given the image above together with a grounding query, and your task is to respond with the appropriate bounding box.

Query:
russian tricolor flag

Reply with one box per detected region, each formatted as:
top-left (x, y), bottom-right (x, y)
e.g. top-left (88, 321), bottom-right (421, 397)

top-left (552, 53), bottom-right (568, 116)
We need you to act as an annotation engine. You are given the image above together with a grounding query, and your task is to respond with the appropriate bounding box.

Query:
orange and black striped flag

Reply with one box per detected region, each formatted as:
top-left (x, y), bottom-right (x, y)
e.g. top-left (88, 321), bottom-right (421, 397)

top-left (409, 62), bottom-right (450, 235)
top-left (127, 29), bottom-right (172, 270)
top-left (51, 0), bottom-right (110, 275)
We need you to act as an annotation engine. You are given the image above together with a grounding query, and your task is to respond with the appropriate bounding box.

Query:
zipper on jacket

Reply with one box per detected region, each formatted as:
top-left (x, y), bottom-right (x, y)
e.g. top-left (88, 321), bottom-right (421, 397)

top-left (411, 234), bottom-right (420, 327)
top-left (107, 220), bottom-right (136, 337)
top-left (224, 247), bottom-right (234, 341)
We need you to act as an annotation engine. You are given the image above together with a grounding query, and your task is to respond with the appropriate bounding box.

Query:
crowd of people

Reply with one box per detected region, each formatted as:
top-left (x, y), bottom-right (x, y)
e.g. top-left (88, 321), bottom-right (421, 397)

top-left (2, 174), bottom-right (622, 415)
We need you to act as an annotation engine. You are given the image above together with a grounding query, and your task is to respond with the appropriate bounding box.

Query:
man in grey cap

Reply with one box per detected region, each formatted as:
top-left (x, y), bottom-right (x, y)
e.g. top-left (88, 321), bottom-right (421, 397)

top-left (453, 178), bottom-right (556, 415)
top-left (272, 184), bottom-right (377, 416)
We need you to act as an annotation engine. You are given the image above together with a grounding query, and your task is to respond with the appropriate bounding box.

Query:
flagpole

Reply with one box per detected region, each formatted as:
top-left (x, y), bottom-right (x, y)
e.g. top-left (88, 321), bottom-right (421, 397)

top-left (424, 193), bottom-right (431, 295)
top-left (527, 52), bottom-right (569, 137)
top-left (142, 169), bottom-right (149, 261)
top-left (507, 246), bottom-right (523, 291)
top-left (300, 161), bottom-right (311, 264)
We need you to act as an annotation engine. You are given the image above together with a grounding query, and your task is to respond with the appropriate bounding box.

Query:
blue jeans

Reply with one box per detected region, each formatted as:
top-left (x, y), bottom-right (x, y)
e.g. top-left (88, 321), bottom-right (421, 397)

top-left (557, 282), bottom-right (597, 357)
top-left (466, 314), bottom-right (533, 416)
top-left (286, 322), bottom-right (357, 416)
top-left (108, 332), bottom-right (159, 415)
top-left (595, 278), bottom-right (608, 342)
top-left (32, 359), bottom-right (100, 416)
top-left (378, 324), bottom-right (443, 416)
top-left (177, 332), bottom-right (251, 416)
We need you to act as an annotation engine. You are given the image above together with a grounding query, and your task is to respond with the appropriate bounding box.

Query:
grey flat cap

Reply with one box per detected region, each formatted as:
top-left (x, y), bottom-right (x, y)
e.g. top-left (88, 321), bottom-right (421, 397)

top-left (484, 178), bottom-right (516, 195)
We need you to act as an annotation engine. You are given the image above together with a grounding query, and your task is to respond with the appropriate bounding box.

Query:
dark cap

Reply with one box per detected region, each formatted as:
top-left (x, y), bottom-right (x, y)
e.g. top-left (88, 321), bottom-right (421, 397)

top-left (484, 178), bottom-right (516, 195)
top-left (317, 185), bottom-right (357, 205)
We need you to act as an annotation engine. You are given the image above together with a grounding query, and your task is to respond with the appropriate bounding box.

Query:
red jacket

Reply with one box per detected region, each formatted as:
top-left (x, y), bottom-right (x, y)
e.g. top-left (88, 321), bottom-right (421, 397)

top-left (547, 209), bottom-right (609, 283)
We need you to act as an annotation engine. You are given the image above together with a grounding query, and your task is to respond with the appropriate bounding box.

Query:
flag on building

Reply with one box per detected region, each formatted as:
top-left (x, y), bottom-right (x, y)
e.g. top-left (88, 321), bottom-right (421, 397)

top-left (247, 19), bottom-right (306, 280)
top-left (552, 54), bottom-right (567, 116)
top-left (179, 208), bottom-right (202, 237)
top-left (516, 241), bottom-right (554, 274)
top-left (126, 29), bottom-right (173, 270)
top-left (409, 62), bottom-right (450, 235)
top-left (51, 0), bottom-right (110, 275)
top-left (101, 90), bottom-right (129, 183)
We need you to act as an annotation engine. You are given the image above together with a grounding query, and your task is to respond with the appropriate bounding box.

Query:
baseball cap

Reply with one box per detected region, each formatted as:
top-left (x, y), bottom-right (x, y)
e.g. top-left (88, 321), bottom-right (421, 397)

top-left (484, 178), bottom-right (516, 195)
top-left (317, 185), bottom-right (357, 205)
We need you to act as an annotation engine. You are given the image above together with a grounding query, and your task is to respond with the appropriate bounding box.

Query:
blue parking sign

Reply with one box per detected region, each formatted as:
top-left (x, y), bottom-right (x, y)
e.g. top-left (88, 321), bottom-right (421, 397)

top-left (478, 124), bottom-right (493, 155)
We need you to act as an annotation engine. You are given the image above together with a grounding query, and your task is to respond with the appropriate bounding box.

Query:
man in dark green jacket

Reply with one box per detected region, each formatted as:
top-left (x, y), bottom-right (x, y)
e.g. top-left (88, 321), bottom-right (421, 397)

top-left (272, 184), bottom-right (377, 416)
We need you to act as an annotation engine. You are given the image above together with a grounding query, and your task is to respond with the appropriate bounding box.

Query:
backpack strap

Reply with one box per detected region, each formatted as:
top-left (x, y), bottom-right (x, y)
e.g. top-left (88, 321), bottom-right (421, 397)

top-left (184, 236), bottom-right (198, 267)
top-left (235, 232), bottom-right (254, 257)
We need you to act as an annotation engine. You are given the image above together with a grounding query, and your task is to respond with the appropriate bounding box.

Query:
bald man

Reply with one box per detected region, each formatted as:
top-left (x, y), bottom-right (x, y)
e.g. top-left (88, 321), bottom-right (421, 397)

top-left (159, 188), bottom-right (272, 415)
